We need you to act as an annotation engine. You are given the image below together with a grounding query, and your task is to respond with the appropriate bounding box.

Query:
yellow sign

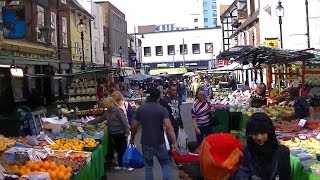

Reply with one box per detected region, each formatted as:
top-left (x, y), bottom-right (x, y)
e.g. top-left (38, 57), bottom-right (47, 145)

top-left (264, 38), bottom-right (279, 48)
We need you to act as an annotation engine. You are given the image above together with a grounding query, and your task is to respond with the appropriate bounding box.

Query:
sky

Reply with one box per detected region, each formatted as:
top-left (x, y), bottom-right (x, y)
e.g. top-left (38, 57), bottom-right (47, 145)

top-left (106, 0), bottom-right (193, 33)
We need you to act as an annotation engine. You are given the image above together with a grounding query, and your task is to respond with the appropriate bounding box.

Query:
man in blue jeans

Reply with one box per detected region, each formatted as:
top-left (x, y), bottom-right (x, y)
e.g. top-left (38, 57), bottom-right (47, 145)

top-left (131, 88), bottom-right (177, 180)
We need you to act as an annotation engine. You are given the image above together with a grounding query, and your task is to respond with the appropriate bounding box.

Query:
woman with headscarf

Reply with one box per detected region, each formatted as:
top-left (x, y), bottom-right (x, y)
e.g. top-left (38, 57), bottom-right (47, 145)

top-left (233, 113), bottom-right (291, 180)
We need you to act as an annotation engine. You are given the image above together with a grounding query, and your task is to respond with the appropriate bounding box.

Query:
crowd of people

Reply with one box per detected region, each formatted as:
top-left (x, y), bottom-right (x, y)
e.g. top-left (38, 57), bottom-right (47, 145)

top-left (91, 74), bottom-right (293, 180)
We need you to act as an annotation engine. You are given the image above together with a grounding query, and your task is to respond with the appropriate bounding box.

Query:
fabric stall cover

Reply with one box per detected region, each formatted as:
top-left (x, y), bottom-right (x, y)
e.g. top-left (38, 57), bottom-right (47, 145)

top-left (199, 133), bottom-right (243, 180)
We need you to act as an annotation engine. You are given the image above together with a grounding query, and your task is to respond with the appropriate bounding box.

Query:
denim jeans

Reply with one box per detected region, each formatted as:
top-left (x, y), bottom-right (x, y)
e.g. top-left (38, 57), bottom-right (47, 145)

top-left (142, 144), bottom-right (172, 180)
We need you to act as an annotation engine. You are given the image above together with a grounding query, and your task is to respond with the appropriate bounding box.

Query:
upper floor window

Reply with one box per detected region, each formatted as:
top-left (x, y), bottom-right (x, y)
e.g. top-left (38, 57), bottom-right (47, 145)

top-left (155, 46), bottom-right (163, 56)
top-left (62, 17), bottom-right (68, 47)
top-left (204, 10), bottom-right (207, 14)
top-left (93, 15), bottom-right (97, 29)
top-left (205, 43), bottom-right (213, 53)
top-left (194, 18), bottom-right (198, 23)
top-left (74, 42), bottom-right (79, 55)
top-left (180, 44), bottom-right (187, 54)
top-left (167, 45), bottom-right (175, 55)
top-left (36, 5), bottom-right (44, 43)
top-left (204, 18), bottom-right (208, 22)
top-left (203, 2), bottom-right (207, 6)
top-left (50, 12), bottom-right (57, 45)
top-left (144, 47), bottom-right (151, 57)
top-left (192, 44), bottom-right (200, 54)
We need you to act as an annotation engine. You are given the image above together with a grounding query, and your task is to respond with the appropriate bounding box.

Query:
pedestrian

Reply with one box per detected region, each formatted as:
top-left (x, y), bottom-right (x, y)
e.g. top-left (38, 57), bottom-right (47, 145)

top-left (233, 113), bottom-right (291, 180)
top-left (111, 91), bottom-right (134, 126)
top-left (191, 88), bottom-right (213, 144)
top-left (161, 83), bottom-right (184, 137)
top-left (87, 97), bottom-right (132, 171)
top-left (131, 88), bottom-right (177, 180)
top-left (201, 80), bottom-right (213, 99)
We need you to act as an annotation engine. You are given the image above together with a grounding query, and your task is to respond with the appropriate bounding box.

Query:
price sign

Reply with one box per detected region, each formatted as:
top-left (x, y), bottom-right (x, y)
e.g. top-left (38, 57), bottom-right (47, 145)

top-left (316, 133), bottom-right (320, 140)
top-left (298, 119), bottom-right (307, 127)
top-left (78, 126), bottom-right (85, 133)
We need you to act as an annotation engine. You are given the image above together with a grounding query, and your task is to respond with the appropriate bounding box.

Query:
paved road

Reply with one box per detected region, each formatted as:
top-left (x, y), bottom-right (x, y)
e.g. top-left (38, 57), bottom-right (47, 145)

top-left (106, 102), bottom-right (195, 180)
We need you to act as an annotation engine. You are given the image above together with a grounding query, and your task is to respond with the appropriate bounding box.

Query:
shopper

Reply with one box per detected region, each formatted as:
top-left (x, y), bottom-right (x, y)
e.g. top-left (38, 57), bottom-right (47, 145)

top-left (201, 80), bottom-right (213, 99)
top-left (233, 113), bottom-right (291, 180)
top-left (131, 88), bottom-right (177, 180)
top-left (161, 83), bottom-right (183, 137)
top-left (191, 88), bottom-right (213, 144)
top-left (200, 133), bottom-right (243, 180)
top-left (111, 91), bottom-right (134, 126)
top-left (248, 83), bottom-right (267, 108)
top-left (87, 97), bottom-right (132, 171)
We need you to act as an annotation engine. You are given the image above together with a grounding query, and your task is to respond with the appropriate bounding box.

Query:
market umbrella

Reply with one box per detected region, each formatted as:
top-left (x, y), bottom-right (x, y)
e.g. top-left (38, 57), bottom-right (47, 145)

top-left (125, 74), bottom-right (152, 81)
top-left (217, 45), bottom-right (253, 60)
top-left (183, 72), bottom-right (195, 77)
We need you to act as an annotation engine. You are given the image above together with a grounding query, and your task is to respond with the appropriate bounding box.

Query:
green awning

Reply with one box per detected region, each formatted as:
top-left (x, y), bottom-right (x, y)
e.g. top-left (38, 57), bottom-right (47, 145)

top-left (149, 68), bottom-right (188, 75)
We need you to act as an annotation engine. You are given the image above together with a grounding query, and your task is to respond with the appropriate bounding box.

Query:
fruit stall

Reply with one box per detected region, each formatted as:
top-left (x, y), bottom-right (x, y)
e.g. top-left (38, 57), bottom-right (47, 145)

top-left (0, 115), bottom-right (110, 180)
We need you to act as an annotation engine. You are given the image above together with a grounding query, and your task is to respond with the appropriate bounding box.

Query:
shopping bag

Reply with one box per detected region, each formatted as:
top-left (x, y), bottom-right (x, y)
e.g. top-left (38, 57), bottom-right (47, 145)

top-left (177, 128), bottom-right (188, 155)
top-left (164, 131), bottom-right (170, 151)
top-left (122, 144), bottom-right (144, 168)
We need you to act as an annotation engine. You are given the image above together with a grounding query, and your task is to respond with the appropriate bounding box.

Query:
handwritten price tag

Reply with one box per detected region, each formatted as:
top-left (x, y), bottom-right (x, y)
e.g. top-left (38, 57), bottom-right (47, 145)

top-left (316, 133), bottom-right (320, 140)
top-left (78, 126), bottom-right (85, 133)
top-left (298, 119), bottom-right (307, 127)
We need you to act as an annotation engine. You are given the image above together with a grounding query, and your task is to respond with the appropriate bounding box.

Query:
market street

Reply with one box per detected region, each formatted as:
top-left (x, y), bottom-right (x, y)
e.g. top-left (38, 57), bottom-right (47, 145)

top-left (106, 101), bottom-right (196, 180)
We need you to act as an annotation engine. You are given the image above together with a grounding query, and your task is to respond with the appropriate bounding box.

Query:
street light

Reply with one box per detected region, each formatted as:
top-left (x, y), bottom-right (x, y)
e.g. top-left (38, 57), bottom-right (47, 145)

top-left (77, 19), bottom-right (87, 70)
top-left (118, 46), bottom-right (124, 67)
top-left (275, 1), bottom-right (284, 48)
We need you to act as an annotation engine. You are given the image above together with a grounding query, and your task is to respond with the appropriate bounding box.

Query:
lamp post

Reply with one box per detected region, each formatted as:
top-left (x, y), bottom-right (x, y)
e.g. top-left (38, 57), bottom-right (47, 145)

top-left (77, 19), bottom-right (86, 70)
top-left (118, 46), bottom-right (124, 67)
top-left (305, 0), bottom-right (310, 48)
top-left (275, 1), bottom-right (284, 48)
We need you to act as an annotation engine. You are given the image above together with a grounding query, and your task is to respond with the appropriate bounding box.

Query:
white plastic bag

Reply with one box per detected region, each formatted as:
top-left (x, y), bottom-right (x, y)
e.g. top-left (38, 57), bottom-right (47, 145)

top-left (164, 131), bottom-right (170, 151)
top-left (177, 128), bottom-right (188, 155)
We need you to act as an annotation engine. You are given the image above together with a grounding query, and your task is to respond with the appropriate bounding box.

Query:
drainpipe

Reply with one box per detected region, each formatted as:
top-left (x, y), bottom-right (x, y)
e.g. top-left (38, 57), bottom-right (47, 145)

top-left (89, 19), bottom-right (93, 65)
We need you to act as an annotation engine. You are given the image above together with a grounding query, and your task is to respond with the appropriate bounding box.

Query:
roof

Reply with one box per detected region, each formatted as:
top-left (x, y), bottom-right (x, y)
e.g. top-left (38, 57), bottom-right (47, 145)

top-left (70, 0), bottom-right (94, 19)
top-left (133, 26), bottom-right (221, 36)
top-left (220, 0), bottom-right (239, 18)
top-left (235, 46), bottom-right (316, 66)
top-left (217, 45), bottom-right (253, 60)
top-left (230, 10), bottom-right (259, 38)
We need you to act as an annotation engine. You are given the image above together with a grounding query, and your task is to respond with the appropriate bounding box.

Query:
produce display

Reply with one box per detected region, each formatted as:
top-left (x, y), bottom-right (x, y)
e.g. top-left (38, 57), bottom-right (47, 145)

top-left (0, 135), bottom-right (16, 151)
top-left (9, 160), bottom-right (73, 180)
top-left (65, 123), bottom-right (107, 137)
top-left (48, 138), bottom-right (98, 151)
top-left (76, 108), bottom-right (104, 116)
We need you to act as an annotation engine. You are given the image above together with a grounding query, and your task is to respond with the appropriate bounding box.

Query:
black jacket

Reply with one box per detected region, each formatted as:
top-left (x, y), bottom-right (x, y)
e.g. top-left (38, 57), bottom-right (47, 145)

top-left (232, 145), bottom-right (291, 180)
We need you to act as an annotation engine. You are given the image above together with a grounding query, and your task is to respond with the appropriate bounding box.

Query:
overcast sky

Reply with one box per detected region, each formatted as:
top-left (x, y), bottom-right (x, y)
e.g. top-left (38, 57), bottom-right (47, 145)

top-left (106, 0), bottom-right (193, 33)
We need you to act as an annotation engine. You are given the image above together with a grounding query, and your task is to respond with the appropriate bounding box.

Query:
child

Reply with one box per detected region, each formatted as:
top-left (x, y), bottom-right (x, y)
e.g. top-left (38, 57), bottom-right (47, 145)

top-left (172, 141), bottom-right (200, 164)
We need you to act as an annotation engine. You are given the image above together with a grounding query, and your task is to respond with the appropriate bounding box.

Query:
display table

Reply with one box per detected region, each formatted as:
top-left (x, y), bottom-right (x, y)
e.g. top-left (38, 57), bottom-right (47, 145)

top-left (290, 156), bottom-right (320, 180)
top-left (73, 133), bottom-right (109, 180)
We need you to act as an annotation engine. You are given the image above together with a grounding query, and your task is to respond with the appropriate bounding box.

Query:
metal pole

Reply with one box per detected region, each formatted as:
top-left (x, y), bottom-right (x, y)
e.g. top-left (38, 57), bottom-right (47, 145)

top-left (279, 16), bottom-right (283, 48)
top-left (81, 32), bottom-right (85, 70)
top-left (182, 38), bottom-right (185, 67)
top-left (305, 0), bottom-right (310, 48)
top-left (120, 53), bottom-right (123, 67)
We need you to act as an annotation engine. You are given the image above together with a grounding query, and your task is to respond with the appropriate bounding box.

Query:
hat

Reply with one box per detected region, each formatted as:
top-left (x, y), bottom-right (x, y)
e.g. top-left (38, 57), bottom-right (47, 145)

top-left (199, 133), bottom-right (243, 180)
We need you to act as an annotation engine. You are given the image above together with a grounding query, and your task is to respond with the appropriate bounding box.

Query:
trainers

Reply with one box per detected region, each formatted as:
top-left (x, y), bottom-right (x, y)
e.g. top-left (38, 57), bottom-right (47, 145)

top-left (123, 167), bottom-right (134, 171)
top-left (114, 166), bottom-right (122, 170)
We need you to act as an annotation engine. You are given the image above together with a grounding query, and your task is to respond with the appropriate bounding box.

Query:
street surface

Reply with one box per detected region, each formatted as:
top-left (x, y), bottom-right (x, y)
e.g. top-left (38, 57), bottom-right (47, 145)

top-left (106, 101), bottom-right (195, 180)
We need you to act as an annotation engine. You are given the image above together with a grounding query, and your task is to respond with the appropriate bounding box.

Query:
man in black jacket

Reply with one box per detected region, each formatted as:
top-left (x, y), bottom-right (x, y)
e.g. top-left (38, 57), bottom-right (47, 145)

top-left (161, 83), bottom-right (184, 136)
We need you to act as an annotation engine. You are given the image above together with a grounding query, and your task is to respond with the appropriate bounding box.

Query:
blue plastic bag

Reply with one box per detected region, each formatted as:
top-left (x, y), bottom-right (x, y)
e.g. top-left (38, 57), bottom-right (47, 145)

top-left (122, 144), bottom-right (144, 168)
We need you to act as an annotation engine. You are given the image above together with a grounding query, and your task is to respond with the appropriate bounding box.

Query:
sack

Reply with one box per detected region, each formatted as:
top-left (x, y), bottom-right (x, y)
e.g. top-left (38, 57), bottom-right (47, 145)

top-left (177, 128), bottom-right (188, 155)
top-left (164, 131), bottom-right (170, 151)
top-left (122, 144), bottom-right (144, 168)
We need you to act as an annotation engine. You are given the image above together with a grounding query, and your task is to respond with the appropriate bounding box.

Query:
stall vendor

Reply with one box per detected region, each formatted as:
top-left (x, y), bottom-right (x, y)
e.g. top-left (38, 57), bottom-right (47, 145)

top-left (248, 83), bottom-right (267, 108)
top-left (290, 88), bottom-right (310, 119)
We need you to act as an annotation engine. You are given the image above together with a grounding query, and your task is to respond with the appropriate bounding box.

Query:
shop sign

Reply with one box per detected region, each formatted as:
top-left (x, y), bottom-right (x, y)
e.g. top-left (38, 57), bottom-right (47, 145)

top-left (264, 38), bottom-right (279, 48)
top-left (0, 50), bottom-right (42, 59)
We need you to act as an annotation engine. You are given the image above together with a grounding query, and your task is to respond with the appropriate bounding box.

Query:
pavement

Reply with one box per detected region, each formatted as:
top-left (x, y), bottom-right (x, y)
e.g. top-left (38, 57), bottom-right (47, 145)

top-left (106, 102), bottom-right (195, 180)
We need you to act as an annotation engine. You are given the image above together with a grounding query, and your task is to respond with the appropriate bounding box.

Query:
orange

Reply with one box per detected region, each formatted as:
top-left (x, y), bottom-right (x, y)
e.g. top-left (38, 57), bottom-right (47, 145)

top-left (42, 161), bottom-right (50, 170)
top-left (10, 165), bottom-right (19, 172)
top-left (50, 161), bottom-right (57, 170)
top-left (19, 169), bottom-right (26, 175)
top-left (20, 165), bottom-right (27, 170)
top-left (31, 164), bottom-right (40, 171)
top-left (25, 161), bottom-right (33, 168)
top-left (39, 168), bottom-right (46, 172)
top-left (57, 171), bottom-right (64, 180)
top-left (50, 171), bottom-right (57, 179)
top-left (37, 161), bottom-right (44, 168)
top-left (25, 169), bottom-right (31, 174)
top-left (65, 172), bottom-right (72, 179)
top-left (66, 166), bottom-right (72, 172)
